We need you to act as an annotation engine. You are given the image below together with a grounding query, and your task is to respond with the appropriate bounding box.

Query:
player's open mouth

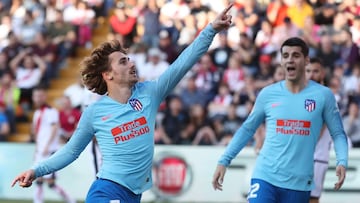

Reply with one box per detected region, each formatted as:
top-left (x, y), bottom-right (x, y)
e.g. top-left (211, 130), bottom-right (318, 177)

top-left (287, 67), bottom-right (296, 73)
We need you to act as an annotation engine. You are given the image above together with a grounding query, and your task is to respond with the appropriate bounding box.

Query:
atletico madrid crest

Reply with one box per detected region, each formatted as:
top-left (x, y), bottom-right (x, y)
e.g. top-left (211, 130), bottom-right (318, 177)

top-left (305, 99), bottom-right (316, 112)
top-left (129, 98), bottom-right (143, 111)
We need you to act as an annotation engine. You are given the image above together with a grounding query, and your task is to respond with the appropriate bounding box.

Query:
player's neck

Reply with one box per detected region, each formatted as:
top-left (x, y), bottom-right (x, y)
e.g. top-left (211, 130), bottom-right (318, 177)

top-left (285, 78), bottom-right (307, 94)
top-left (107, 85), bottom-right (132, 104)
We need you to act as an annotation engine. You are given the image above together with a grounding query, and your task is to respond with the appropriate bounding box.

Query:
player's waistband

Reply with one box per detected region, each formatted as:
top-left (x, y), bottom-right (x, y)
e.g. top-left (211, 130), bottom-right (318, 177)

top-left (97, 177), bottom-right (139, 196)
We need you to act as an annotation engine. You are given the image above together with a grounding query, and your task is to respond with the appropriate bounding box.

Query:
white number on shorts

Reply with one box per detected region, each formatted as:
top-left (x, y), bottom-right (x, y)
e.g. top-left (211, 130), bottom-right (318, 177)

top-left (109, 200), bottom-right (120, 203)
top-left (247, 183), bottom-right (260, 199)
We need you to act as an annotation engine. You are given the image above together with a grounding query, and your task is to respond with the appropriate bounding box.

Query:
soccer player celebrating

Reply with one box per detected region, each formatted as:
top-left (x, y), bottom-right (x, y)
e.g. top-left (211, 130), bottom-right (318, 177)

top-left (11, 4), bottom-right (234, 203)
top-left (212, 37), bottom-right (348, 203)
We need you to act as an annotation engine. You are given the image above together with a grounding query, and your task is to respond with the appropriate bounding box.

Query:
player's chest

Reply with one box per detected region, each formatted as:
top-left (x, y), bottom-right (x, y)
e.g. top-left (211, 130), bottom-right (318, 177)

top-left (265, 93), bottom-right (324, 119)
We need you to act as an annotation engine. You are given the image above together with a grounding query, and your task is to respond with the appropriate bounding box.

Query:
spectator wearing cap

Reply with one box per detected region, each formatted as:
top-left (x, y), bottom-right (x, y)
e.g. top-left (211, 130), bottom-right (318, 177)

top-left (137, 47), bottom-right (169, 81)
top-left (158, 29), bottom-right (179, 63)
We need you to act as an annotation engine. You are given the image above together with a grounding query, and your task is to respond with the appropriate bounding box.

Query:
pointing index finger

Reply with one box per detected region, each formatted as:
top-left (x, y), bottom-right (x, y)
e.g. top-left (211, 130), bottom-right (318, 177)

top-left (222, 3), bottom-right (234, 15)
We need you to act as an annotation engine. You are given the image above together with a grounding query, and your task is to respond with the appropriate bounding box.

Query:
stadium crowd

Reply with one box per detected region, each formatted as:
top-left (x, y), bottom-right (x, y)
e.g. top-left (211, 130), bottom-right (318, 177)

top-left (0, 0), bottom-right (360, 149)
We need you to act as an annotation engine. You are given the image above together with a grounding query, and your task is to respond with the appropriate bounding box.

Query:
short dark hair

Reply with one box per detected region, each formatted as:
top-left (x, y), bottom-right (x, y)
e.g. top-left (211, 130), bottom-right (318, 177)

top-left (280, 37), bottom-right (309, 57)
top-left (309, 57), bottom-right (324, 66)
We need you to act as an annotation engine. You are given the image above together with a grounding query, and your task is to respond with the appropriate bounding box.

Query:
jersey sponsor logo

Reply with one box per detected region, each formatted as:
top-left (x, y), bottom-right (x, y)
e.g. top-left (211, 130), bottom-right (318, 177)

top-left (129, 98), bottom-right (143, 111)
top-left (111, 116), bottom-right (150, 144)
top-left (276, 119), bottom-right (311, 136)
top-left (305, 99), bottom-right (316, 112)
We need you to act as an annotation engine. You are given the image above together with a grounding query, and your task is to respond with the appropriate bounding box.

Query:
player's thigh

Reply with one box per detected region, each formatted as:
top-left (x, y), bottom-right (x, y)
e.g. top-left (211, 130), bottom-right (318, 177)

top-left (86, 178), bottom-right (141, 203)
top-left (279, 187), bottom-right (310, 203)
top-left (247, 178), bottom-right (277, 203)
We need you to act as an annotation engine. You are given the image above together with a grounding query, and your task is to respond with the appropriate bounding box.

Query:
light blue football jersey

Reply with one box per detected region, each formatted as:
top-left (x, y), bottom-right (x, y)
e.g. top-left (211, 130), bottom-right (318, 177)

top-left (32, 24), bottom-right (217, 194)
top-left (218, 80), bottom-right (348, 191)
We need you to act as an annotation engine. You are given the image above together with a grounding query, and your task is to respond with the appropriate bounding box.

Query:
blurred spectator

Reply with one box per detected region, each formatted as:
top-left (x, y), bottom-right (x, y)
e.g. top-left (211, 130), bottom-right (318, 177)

top-left (15, 9), bottom-right (43, 46)
top-left (350, 16), bottom-right (360, 47)
top-left (234, 33), bottom-right (258, 76)
top-left (327, 12), bottom-right (349, 50)
top-left (227, 13), bottom-right (252, 49)
top-left (343, 101), bottom-right (360, 148)
top-left (217, 103), bottom-right (242, 146)
top-left (232, 74), bottom-right (258, 115)
top-left (57, 95), bottom-right (81, 143)
top-left (191, 124), bottom-right (218, 145)
top-left (254, 18), bottom-right (277, 55)
top-left (158, 28), bottom-right (179, 64)
top-left (338, 0), bottom-right (360, 26)
top-left (254, 54), bottom-right (274, 91)
top-left (192, 53), bottom-right (221, 104)
top-left (141, 0), bottom-right (161, 48)
top-left (337, 28), bottom-right (360, 75)
top-left (9, 48), bottom-right (46, 112)
top-left (272, 17), bottom-right (300, 52)
top-left (209, 31), bottom-right (233, 72)
top-left (0, 70), bottom-right (20, 133)
top-left (137, 47), bottom-right (169, 81)
top-left (1, 31), bottom-right (25, 61)
top-left (64, 0), bottom-right (95, 48)
top-left (189, 0), bottom-right (210, 15)
top-left (272, 63), bottom-right (285, 82)
top-left (159, 0), bottom-right (190, 44)
top-left (266, 0), bottom-right (288, 28)
top-left (31, 85), bottom-right (75, 203)
top-left (236, 0), bottom-right (261, 40)
top-left (221, 54), bottom-right (246, 94)
top-left (316, 34), bottom-right (340, 77)
top-left (0, 1), bottom-right (10, 21)
top-left (0, 101), bottom-right (10, 141)
top-left (207, 83), bottom-right (233, 120)
top-left (178, 75), bottom-right (208, 111)
top-left (187, 103), bottom-right (214, 144)
top-left (0, 15), bottom-right (12, 50)
top-left (109, 1), bottom-right (137, 48)
top-left (45, 9), bottom-right (77, 61)
top-left (178, 14), bottom-right (198, 51)
top-left (0, 51), bottom-right (10, 76)
top-left (30, 32), bottom-right (58, 86)
top-left (286, 0), bottom-right (314, 29)
top-left (344, 62), bottom-right (360, 96)
top-left (157, 95), bottom-right (190, 144)
top-left (313, 1), bottom-right (338, 26)
top-left (329, 75), bottom-right (348, 115)
top-left (299, 16), bottom-right (321, 57)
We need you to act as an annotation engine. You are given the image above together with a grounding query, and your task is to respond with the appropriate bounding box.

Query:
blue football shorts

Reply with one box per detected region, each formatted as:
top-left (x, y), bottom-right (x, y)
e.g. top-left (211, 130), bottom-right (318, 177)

top-left (247, 178), bottom-right (310, 203)
top-left (85, 178), bottom-right (142, 203)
